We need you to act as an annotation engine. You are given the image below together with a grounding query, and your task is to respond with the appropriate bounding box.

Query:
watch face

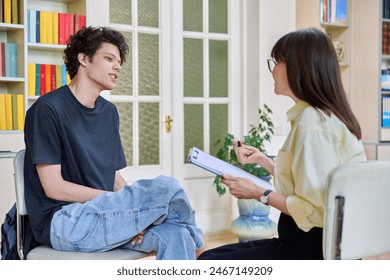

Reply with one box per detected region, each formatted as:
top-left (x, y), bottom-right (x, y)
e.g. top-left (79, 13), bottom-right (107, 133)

top-left (260, 195), bottom-right (268, 204)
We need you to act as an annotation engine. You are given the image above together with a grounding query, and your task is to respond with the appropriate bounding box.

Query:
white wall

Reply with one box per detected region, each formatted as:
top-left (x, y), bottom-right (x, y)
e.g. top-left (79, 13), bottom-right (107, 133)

top-left (258, 0), bottom-right (296, 157)
top-left (245, 0), bottom-right (296, 223)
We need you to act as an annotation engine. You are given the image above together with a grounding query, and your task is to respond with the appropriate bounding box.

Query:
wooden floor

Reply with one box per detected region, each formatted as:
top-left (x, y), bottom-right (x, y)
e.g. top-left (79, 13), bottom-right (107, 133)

top-left (140, 231), bottom-right (238, 260)
top-left (203, 231), bottom-right (238, 250)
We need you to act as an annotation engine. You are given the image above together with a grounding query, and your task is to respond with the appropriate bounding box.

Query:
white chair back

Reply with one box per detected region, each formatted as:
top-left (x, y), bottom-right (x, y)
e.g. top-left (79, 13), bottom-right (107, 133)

top-left (323, 160), bottom-right (390, 259)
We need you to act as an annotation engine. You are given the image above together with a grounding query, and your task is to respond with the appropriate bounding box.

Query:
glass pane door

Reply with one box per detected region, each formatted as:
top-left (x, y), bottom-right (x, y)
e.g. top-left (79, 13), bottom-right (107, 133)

top-left (108, 0), bottom-right (171, 181)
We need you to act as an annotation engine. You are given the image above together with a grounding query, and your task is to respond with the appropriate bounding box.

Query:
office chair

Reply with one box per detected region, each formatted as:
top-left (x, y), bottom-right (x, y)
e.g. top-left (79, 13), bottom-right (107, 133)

top-left (13, 149), bottom-right (154, 260)
top-left (323, 160), bottom-right (390, 260)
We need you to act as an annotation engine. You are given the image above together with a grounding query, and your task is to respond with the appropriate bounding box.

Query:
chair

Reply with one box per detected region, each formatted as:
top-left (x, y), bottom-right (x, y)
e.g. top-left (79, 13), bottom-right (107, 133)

top-left (323, 160), bottom-right (390, 260)
top-left (13, 149), bottom-right (154, 260)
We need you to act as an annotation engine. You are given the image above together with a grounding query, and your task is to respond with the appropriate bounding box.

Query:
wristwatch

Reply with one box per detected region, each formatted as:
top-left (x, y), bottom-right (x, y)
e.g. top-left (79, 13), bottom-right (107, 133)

top-left (260, 190), bottom-right (273, 205)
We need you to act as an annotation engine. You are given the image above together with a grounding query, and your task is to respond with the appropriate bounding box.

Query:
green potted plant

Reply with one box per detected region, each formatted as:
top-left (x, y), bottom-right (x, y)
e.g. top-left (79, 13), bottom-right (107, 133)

top-left (213, 103), bottom-right (277, 242)
top-left (213, 103), bottom-right (274, 195)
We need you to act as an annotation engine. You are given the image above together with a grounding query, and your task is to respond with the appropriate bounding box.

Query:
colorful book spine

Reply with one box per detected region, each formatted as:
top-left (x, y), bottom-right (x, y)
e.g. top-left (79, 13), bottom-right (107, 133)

top-left (35, 64), bottom-right (40, 96)
top-left (11, 94), bottom-right (17, 130)
top-left (28, 63), bottom-right (69, 95)
top-left (0, 94), bottom-right (6, 130)
top-left (36, 10), bottom-right (40, 43)
top-left (4, 43), bottom-right (11, 77)
top-left (11, 0), bottom-right (18, 24)
top-left (40, 63), bottom-right (46, 95)
top-left (16, 94), bottom-right (24, 130)
top-left (28, 63), bottom-right (36, 96)
top-left (10, 43), bottom-right (17, 77)
top-left (52, 12), bottom-right (59, 45)
top-left (3, 0), bottom-right (11, 24)
top-left (28, 9), bottom-right (37, 43)
top-left (50, 64), bottom-right (56, 91)
top-left (0, 42), bottom-right (3, 77)
top-left (4, 94), bottom-right (12, 130)
top-left (58, 13), bottom-right (66, 45)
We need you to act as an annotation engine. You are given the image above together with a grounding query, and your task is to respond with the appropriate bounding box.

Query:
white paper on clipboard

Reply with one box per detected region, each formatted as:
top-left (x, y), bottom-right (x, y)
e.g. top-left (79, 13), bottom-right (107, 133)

top-left (187, 147), bottom-right (273, 190)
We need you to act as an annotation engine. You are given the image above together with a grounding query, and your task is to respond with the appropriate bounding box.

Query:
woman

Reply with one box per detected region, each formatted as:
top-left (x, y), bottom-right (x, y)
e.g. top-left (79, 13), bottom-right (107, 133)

top-left (198, 28), bottom-right (366, 260)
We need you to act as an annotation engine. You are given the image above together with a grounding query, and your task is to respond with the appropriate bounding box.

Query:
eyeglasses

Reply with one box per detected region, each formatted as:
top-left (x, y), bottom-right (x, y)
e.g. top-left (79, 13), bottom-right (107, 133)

top-left (267, 58), bottom-right (277, 73)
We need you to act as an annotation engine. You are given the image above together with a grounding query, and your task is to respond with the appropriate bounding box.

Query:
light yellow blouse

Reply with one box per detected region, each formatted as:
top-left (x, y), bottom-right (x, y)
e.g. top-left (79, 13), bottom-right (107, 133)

top-left (274, 101), bottom-right (367, 232)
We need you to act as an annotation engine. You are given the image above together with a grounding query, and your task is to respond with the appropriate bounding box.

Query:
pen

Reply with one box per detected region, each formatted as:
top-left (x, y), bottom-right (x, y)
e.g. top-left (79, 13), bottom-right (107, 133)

top-left (237, 140), bottom-right (241, 147)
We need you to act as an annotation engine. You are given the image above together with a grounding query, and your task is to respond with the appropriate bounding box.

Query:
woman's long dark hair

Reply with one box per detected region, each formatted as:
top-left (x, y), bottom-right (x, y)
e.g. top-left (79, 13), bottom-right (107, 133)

top-left (271, 28), bottom-right (361, 139)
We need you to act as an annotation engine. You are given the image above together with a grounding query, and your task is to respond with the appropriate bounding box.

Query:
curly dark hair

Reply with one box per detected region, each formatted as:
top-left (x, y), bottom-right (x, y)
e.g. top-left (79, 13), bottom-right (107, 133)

top-left (64, 26), bottom-right (129, 79)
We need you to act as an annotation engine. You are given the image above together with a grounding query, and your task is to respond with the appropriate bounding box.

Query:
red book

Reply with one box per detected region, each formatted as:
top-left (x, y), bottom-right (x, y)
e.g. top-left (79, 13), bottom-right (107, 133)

top-left (74, 14), bottom-right (80, 33)
top-left (69, 13), bottom-right (75, 37)
top-left (64, 13), bottom-right (71, 44)
top-left (79, 15), bottom-right (86, 30)
top-left (40, 64), bottom-right (46, 95)
top-left (50, 64), bottom-right (56, 91)
top-left (58, 13), bottom-right (66, 45)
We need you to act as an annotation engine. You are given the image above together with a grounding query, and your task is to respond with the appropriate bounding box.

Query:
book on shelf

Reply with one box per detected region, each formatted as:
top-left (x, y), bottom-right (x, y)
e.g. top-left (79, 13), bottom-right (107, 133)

top-left (0, 42), bottom-right (4, 77)
top-left (382, 96), bottom-right (390, 128)
top-left (0, 94), bottom-right (6, 129)
top-left (36, 10), bottom-right (40, 43)
top-left (10, 42), bottom-right (18, 77)
top-left (11, 0), bottom-right (18, 24)
top-left (321, 0), bottom-right (347, 24)
top-left (28, 9), bottom-right (86, 45)
top-left (27, 9), bottom-right (33, 43)
top-left (3, 0), bottom-right (11, 24)
top-left (39, 64), bottom-right (46, 95)
top-left (0, 0), bottom-right (3, 23)
top-left (35, 63), bottom-right (40, 96)
top-left (28, 63), bottom-right (35, 96)
top-left (0, 93), bottom-right (24, 131)
top-left (4, 94), bottom-right (12, 130)
top-left (2, 42), bottom-right (18, 78)
top-left (53, 12), bottom-right (59, 45)
top-left (28, 63), bottom-right (69, 96)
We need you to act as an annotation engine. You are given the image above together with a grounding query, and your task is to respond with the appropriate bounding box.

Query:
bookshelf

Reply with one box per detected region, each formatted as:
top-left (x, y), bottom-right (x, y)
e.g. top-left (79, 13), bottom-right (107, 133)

top-left (350, 0), bottom-right (390, 160)
top-left (0, 0), bottom-right (87, 152)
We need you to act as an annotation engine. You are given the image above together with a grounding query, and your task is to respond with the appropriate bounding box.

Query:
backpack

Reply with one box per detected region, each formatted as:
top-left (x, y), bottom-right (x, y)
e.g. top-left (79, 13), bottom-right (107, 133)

top-left (1, 203), bottom-right (40, 260)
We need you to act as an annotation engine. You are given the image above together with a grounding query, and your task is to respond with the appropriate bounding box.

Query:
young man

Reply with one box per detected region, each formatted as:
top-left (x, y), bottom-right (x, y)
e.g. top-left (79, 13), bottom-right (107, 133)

top-left (24, 26), bottom-right (205, 260)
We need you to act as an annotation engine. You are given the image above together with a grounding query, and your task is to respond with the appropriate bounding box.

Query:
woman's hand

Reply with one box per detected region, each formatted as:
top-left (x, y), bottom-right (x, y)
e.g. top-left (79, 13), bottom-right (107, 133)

top-left (221, 174), bottom-right (264, 200)
top-left (233, 139), bottom-right (264, 165)
top-left (232, 139), bottom-right (275, 175)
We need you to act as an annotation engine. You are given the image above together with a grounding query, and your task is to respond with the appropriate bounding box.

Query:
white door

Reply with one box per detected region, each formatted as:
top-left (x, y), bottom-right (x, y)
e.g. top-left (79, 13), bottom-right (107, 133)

top-left (88, 0), bottom-right (240, 186)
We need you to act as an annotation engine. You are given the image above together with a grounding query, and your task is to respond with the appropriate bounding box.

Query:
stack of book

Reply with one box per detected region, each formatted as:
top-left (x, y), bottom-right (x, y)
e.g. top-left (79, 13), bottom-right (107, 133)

top-left (0, 42), bottom-right (18, 77)
top-left (27, 9), bottom-right (86, 45)
top-left (28, 63), bottom-right (70, 96)
top-left (0, 0), bottom-right (20, 24)
top-left (320, 0), bottom-right (348, 24)
top-left (0, 93), bottom-right (24, 130)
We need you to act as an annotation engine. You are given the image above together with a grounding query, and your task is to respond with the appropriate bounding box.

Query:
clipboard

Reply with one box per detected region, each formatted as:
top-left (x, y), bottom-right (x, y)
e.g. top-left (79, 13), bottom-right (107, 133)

top-left (187, 147), bottom-right (273, 190)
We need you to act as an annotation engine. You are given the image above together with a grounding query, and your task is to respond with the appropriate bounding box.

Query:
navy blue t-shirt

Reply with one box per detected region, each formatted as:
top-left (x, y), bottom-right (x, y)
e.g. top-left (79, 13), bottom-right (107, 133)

top-left (24, 85), bottom-right (127, 245)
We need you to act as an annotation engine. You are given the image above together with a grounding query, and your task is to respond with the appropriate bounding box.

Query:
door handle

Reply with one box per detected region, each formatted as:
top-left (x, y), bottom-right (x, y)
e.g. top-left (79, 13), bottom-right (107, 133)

top-left (165, 115), bottom-right (173, 133)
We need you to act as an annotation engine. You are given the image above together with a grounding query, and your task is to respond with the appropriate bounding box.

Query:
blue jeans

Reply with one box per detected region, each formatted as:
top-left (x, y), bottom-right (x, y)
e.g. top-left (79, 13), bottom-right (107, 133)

top-left (50, 176), bottom-right (205, 260)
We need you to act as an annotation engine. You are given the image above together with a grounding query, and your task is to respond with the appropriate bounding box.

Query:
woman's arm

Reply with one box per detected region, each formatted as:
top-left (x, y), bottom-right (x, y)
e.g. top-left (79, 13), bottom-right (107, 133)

top-left (221, 174), bottom-right (290, 215)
